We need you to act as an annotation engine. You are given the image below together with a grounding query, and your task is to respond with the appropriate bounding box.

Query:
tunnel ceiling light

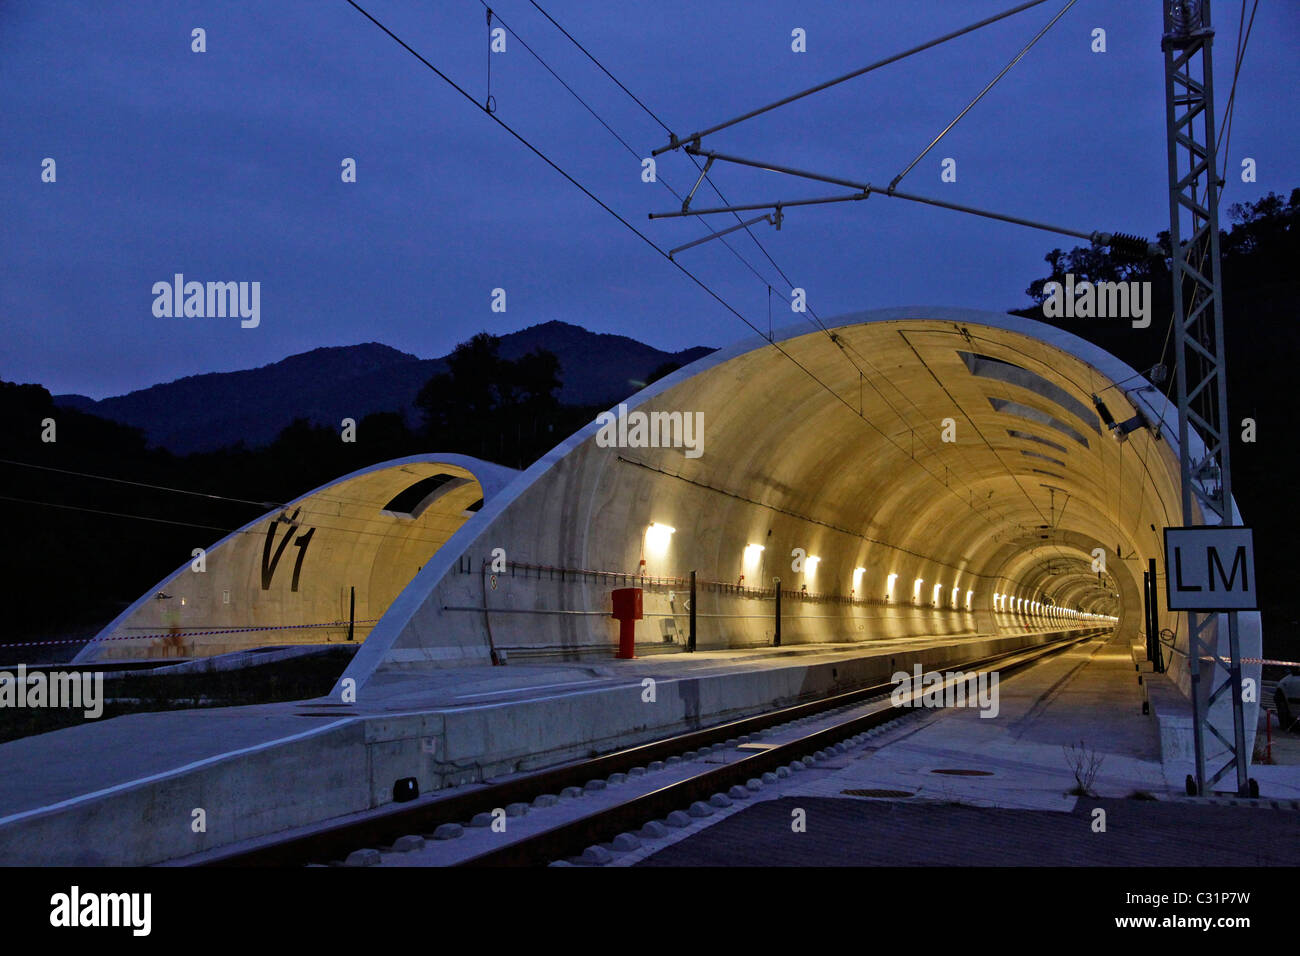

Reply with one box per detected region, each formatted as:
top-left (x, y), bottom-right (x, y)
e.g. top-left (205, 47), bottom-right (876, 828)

top-left (951, 586), bottom-right (960, 606)
top-left (913, 578), bottom-right (924, 602)
top-left (743, 543), bottom-right (765, 567)
top-left (965, 589), bottom-right (973, 609)
top-left (932, 583), bottom-right (942, 606)
top-left (1111, 408), bottom-right (1152, 443)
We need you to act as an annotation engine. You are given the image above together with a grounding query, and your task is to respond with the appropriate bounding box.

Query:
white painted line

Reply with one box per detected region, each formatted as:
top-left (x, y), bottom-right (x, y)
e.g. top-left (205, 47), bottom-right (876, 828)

top-left (447, 681), bottom-right (669, 713)
top-left (0, 717), bottom-right (357, 828)
top-left (454, 678), bottom-right (621, 700)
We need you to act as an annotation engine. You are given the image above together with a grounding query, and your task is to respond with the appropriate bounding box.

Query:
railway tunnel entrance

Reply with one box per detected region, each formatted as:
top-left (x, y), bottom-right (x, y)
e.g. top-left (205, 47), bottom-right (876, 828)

top-left (23, 307), bottom-right (1268, 865)
top-left (75, 307), bottom-right (1260, 761)
top-left (334, 307), bottom-right (1260, 754)
top-left (73, 455), bottom-right (519, 663)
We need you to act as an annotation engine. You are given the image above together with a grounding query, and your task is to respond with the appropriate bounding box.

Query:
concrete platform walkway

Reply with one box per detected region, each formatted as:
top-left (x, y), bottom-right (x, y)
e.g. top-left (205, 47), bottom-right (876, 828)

top-left (0, 630), bottom-right (1024, 818)
top-left (0, 628), bottom-right (1078, 864)
top-left (624, 632), bottom-right (1300, 867)
top-left (776, 632), bottom-right (1168, 810)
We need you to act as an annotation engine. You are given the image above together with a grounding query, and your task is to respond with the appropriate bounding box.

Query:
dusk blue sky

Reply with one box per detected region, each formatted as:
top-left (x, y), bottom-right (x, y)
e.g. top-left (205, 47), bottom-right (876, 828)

top-left (4, 0), bottom-right (1297, 399)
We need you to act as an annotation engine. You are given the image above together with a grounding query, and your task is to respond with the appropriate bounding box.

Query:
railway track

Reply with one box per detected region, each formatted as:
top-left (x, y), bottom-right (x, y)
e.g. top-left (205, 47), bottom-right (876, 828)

top-left (202, 628), bottom-right (1105, 867)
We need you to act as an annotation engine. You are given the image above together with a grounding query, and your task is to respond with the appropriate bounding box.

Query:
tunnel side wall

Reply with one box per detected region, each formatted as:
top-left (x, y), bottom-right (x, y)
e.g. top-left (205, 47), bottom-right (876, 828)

top-left (368, 435), bottom-right (1078, 670)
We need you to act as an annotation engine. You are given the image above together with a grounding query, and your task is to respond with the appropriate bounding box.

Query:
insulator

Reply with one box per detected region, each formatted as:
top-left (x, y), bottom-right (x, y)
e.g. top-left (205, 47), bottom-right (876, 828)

top-left (1108, 232), bottom-right (1153, 261)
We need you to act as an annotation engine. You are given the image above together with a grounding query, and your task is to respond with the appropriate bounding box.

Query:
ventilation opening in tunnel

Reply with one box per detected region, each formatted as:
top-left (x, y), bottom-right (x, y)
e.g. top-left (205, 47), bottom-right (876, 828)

top-left (958, 350), bottom-right (1101, 433)
top-left (382, 473), bottom-right (461, 518)
top-left (988, 398), bottom-right (1092, 449)
top-left (1020, 449), bottom-right (1066, 467)
top-left (1007, 428), bottom-right (1069, 454)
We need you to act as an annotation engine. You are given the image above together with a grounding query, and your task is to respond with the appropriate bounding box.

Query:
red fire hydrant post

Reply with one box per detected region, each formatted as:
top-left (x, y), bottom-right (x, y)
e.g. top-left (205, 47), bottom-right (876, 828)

top-left (611, 587), bottom-right (643, 659)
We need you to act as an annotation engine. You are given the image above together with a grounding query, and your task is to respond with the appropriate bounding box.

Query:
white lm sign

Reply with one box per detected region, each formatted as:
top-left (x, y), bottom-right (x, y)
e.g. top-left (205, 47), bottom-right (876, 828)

top-left (1163, 526), bottom-right (1257, 611)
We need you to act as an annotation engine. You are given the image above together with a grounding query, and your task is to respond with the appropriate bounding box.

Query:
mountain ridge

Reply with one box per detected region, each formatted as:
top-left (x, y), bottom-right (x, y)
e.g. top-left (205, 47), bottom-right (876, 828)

top-left (52, 321), bottom-right (715, 454)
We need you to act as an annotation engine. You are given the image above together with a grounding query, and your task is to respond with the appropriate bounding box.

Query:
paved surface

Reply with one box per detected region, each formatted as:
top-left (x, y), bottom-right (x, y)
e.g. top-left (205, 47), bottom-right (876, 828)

top-left (0, 710), bottom-right (315, 816)
top-left (357, 631), bottom-right (1036, 710)
top-left (617, 632), bottom-right (1300, 866)
top-left (779, 633), bottom-right (1168, 810)
top-left (635, 796), bottom-right (1300, 866)
top-left (0, 631), bottom-right (1036, 819)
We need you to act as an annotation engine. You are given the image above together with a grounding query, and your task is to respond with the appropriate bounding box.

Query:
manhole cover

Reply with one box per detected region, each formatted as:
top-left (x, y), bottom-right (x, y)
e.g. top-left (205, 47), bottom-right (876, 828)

top-left (842, 788), bottom-right (915, 798)
top-left (931, 769), bottom-right (993, 776)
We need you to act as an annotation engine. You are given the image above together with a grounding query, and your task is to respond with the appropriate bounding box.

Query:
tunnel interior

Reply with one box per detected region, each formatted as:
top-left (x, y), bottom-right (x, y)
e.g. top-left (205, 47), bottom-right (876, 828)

top-left (357, 311), bottom-right (1216, 685)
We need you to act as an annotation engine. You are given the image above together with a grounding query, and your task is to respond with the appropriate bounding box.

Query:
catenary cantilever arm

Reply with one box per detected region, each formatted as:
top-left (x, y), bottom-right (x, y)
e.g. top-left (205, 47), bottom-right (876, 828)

top-left (651, 0), bottom-right (1051, 156)
top-left (653, 147), bottom-right (1105, 243)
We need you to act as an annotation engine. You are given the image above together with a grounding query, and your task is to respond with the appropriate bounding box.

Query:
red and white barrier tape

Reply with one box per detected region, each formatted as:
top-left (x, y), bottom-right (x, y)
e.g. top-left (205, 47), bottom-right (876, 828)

top-left (0, 619), bottom-right (380, 651)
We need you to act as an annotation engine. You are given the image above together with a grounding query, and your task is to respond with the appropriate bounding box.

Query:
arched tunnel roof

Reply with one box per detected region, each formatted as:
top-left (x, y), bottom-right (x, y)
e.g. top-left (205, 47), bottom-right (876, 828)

top-left (341, 307), bottom-right (1260, 718)
top-left (73, 454), bottom-right (519, 662)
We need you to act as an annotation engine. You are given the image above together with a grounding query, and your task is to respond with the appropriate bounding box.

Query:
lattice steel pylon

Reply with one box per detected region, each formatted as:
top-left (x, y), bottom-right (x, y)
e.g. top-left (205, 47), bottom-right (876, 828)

top-left (1161, 0), bottom-right (1249, 796)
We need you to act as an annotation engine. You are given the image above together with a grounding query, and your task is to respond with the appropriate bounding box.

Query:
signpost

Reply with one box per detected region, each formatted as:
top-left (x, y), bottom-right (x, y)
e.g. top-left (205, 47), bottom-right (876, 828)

top-left (1163, 527), bottom-right (1258, 612)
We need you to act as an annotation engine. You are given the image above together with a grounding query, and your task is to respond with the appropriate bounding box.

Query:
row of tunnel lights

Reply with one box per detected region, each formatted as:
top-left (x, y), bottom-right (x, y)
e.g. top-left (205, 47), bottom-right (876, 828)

top-left (644, 523), bottom-right (1118, 622)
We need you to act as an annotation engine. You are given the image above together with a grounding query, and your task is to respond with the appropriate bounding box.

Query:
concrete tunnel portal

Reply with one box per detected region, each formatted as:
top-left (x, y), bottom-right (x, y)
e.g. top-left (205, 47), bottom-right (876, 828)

top-left (77, 306), bottom-right (1261, 756)
top-left (73, 454), bottom-right (521, 663)
top-left (339, 307), bottom-right (1259, 736)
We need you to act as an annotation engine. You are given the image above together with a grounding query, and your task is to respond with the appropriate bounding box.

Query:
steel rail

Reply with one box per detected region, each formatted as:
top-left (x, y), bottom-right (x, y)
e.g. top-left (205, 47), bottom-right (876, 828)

top-left (200, 628), bottom-right (1103, 866)
top-left (457, 629), bottom-right (1099, 865)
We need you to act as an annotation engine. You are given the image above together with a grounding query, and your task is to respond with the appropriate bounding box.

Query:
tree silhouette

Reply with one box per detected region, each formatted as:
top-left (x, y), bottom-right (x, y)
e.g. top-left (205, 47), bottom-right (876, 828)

top-left (414, 333), bottom-right (563, 466)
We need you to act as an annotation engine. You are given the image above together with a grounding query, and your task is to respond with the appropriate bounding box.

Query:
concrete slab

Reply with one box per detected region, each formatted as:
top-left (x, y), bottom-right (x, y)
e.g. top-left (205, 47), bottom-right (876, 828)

top-left (776, 634), bottom-right (1168, 810)
top-left (623, 633), bottom-right (1300, 867)
top-left (0, 628), bottom-right (1081, 864)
